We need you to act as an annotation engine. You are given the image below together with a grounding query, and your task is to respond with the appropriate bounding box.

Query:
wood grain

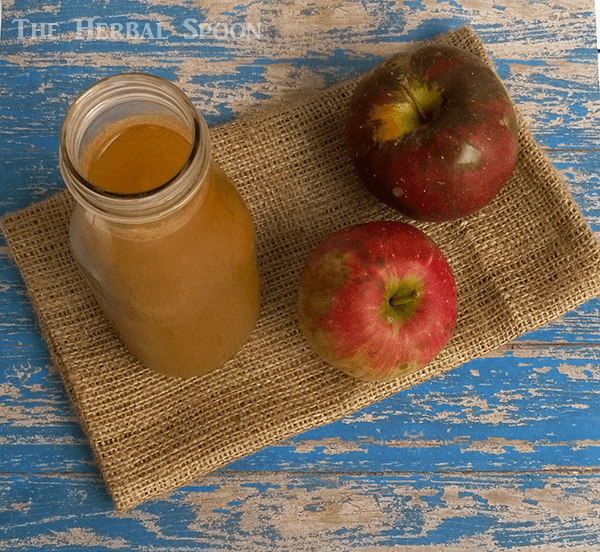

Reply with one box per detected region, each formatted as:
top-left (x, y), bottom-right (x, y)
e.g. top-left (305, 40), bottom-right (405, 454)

top-left (1, 0), bottom-right (600, 548)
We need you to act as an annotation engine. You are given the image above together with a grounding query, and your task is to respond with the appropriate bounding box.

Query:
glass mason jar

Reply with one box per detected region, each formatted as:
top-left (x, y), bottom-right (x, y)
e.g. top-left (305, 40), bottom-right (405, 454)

top-left (59, 73), bottom-right (260, 378)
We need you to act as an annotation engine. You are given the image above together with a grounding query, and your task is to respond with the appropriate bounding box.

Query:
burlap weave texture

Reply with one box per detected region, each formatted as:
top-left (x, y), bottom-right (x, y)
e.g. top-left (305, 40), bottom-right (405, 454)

top-left (3, 27), bottom-right (600, 511)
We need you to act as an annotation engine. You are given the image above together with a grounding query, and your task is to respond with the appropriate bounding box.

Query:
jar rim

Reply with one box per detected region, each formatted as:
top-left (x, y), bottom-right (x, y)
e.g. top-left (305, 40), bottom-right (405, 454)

top-left (59, 72), bottom-right (211, 223)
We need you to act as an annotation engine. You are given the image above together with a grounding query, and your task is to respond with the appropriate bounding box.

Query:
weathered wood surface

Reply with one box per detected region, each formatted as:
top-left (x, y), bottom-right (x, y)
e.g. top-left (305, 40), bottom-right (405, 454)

top-left (1, 0), bottom-right (600, 549)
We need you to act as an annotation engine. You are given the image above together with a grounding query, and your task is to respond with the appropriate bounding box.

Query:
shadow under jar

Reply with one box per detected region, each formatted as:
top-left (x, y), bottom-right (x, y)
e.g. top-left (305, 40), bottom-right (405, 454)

top-left (59, 73), bottom-right (261, 378)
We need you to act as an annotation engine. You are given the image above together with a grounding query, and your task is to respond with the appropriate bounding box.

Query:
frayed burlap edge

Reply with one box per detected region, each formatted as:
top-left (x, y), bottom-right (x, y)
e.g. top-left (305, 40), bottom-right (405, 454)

top-left (3, 26), bottom-right (600, 511)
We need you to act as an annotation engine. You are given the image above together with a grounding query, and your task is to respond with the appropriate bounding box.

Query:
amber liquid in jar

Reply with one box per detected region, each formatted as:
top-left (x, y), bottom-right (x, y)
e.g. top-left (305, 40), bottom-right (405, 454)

top-left (61, 74), bottom-right (260, 378)
top-left (85, 121), bottom-right (191, 194)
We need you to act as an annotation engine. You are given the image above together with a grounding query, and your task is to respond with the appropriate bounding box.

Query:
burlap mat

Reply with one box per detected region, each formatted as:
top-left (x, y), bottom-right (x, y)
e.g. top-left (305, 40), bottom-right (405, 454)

top-left (3, 27), bottom-right (600, 511)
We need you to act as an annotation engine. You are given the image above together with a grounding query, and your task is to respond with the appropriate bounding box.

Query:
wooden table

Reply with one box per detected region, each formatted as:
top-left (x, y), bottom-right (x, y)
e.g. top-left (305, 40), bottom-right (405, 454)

top-left (2, 0), bottom-right (600, 549)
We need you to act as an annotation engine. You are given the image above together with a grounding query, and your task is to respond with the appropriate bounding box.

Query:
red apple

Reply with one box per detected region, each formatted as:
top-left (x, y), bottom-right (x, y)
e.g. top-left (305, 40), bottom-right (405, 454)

top-left (345, 44), bottom-right (519, 222)
top-left (297, 221), bottom-right (457, 381)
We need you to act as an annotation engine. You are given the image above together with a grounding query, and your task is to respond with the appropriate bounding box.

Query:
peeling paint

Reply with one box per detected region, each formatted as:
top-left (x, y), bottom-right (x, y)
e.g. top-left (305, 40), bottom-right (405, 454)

top-left (534, 362), bottom-right (600, 380)
top-left (387, 438), bottom-right (446, 448)
top-left (461, 437), bottom-right (536, 454)
top-left (291, 437), bottom-right (367, 455)
top-left (0, 528), bottom-right (129, 550)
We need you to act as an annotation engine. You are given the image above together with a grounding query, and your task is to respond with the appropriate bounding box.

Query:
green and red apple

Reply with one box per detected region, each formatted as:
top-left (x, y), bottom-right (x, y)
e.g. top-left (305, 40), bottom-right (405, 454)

top-left (297, 221), bottom-right (457, 381)
top-left (345, 44), bottom-right (519, 222)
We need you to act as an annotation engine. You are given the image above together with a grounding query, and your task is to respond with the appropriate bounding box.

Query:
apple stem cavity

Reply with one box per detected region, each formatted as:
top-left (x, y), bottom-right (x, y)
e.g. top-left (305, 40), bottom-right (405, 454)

top-left (382, 277), bottom-right (423, 324)
top-left (372, 78), bottom-right (442, 144)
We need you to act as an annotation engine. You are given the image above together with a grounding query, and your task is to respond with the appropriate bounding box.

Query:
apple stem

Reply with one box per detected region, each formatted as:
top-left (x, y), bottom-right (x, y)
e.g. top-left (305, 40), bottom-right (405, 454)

top-left (389, 289), bottom-right (420, 308)
top-left (401, 76), bottom-right (428, 124)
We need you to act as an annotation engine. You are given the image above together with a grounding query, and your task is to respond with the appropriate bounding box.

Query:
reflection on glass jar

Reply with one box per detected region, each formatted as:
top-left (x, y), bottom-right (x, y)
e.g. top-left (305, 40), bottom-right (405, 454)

top-left (59, 73), bottom-right (260, 378)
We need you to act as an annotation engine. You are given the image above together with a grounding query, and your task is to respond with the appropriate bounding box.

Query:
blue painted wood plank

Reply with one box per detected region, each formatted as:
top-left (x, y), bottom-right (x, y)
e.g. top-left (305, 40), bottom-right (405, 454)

top-left (0, 357), bottom-right (96, 474)
top-left (0, 250), bottom-right (51, 357)
top-left (0, 1), bottom-right (597, 146)
top-left (2, 471), bottom-right (600, 550)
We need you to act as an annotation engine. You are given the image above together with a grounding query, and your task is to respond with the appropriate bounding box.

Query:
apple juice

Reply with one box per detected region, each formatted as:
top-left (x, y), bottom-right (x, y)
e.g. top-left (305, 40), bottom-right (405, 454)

top-left (84, 120), bottom-right (192, 194)
top-left (60, 73), bottom-right (261, 378)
